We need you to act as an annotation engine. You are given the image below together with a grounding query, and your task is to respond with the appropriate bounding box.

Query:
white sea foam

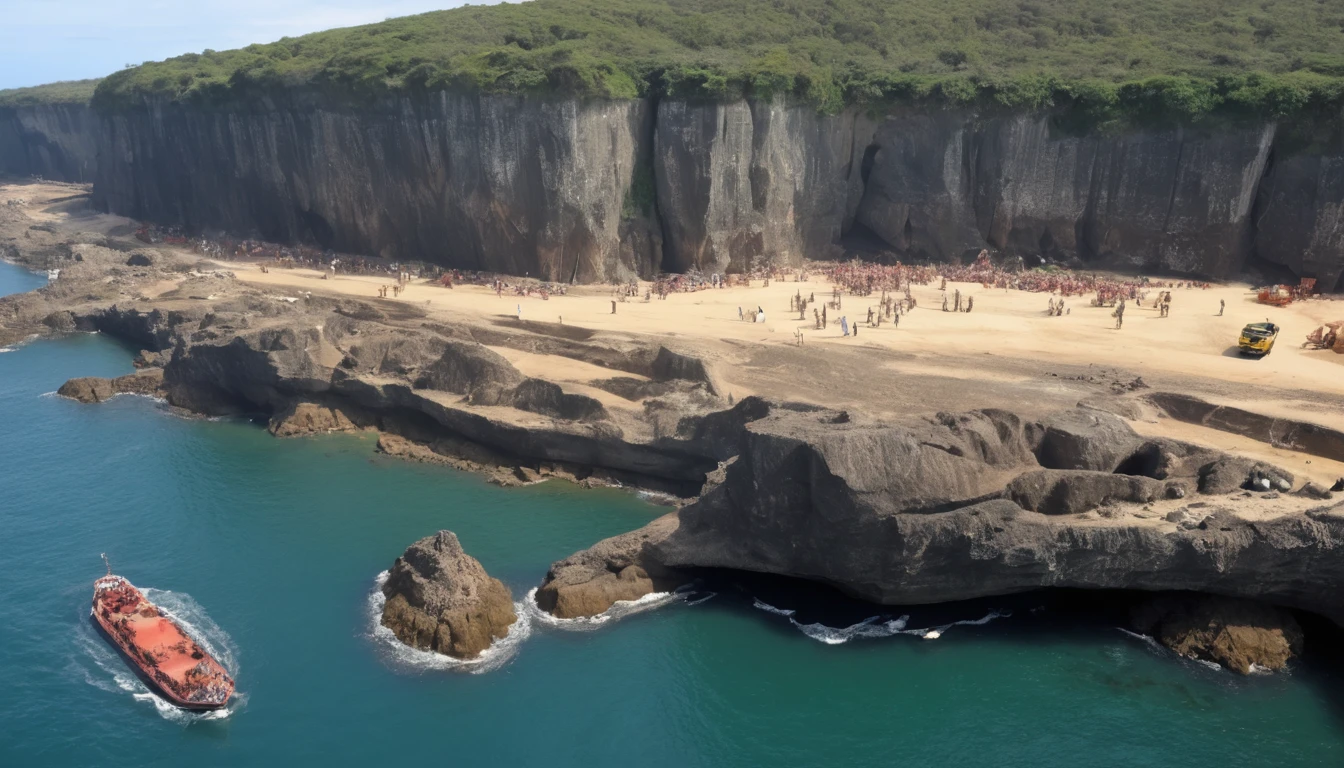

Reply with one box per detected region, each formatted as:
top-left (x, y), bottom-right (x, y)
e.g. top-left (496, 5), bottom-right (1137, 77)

top-left (683, 591), bottom-right (717, 606)
top-left (78, 585), bottom-right (244, 724)
top-left (0, 346), bottom-right (14, 354)
top-left (753, 601), bottom-right (1007, 645)
top-left (789, 615), bottom-right (913, 645)
top-left (1116, 628), bottom-right (1164, 653)
top-left (522, 586), bottom-right (686, 632)
top-left (752, 599), bottom-right (796, 617)
top-left (635, 490), bottom-right (680, 506)
top-left (367, 571), bottom-right (531, 674)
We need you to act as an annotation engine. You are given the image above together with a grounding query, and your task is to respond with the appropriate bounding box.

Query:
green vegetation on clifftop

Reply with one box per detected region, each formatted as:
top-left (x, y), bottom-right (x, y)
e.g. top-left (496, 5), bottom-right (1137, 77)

top-left (93, 0), bottom-right (1344, 122)
top-left (0, 80), bottom-right (100, 108)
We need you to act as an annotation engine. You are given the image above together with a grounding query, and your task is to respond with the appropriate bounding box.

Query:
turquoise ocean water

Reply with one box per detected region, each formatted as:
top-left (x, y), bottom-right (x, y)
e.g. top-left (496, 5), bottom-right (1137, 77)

top-left (3, 259), bottom-right (1344, 767)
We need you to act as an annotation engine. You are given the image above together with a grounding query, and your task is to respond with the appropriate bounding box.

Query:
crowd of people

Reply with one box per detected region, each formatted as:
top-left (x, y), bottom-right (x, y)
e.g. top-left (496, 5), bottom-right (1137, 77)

top-left (815, 252), bottom-right (1212, 305)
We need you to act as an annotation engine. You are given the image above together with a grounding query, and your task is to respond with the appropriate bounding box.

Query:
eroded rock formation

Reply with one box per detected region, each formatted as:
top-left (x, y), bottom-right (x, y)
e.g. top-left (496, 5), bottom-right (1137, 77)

top-left (1132, 594), bottom-right (1305, 673)
top-left (538, 402), bottom-right (1344, 640)
top-left (380, 530), bottom-right (517, 659)
top-left (56, 368), bottom-right (163, 403)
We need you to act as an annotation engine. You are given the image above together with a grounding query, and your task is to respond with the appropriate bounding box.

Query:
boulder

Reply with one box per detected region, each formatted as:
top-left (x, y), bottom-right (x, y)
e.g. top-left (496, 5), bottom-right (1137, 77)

top-left (1006, 470), bottom-right (1170, 515)
top-left (380, 531), bottom-right (517, 659)
top-left (411, 339), bottom-right (523, 402)
top-left (535, 513), bottom-right (684, 618)
top-left (57, 377), bottom-right (114, 403)
top-left (1031, 408), bottom-right (1142, 472)
top-left (125, 252), bottom-right (153, 267)
top-left (1198, 457), bottom-right (1293, 495)
top-left (510, 378), bottom-right (609, 421)
top-left (268, 399), bottom-right (370, 437)
top-left (1131, 594), bottom-right (1304, 674)
top-left (42, 311), bottom-right (76, 333)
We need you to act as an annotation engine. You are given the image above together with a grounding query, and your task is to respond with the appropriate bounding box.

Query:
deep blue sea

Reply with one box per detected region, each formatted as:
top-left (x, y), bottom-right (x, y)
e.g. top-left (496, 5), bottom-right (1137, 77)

top-left (4, 259), bottom-right (1344, 767)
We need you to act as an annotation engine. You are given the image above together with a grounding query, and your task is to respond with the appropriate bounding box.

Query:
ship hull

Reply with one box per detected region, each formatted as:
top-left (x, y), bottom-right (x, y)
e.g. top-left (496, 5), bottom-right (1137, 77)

top-left (91, 575), bottom-right (234, 711)
top-left (89, 613), bottom-right (229, 711)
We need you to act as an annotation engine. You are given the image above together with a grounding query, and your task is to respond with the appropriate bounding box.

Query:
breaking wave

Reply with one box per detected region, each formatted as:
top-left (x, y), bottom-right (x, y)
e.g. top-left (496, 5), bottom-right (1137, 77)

top-left (752, 599), bottom-right (796, 617)
top-left (753, 598), bottom-right (1010, 645)
top-left (76, 585), bottom-right (244, 724)
top-left (367, 571), bottom-right (531, 674)
top-left (522, 586), bottom-right (695, 632)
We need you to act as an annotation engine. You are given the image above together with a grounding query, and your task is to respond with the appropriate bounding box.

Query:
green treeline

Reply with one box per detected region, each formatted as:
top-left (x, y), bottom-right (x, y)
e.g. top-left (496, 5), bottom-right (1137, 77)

top-left (0, 80), bottom-right (101, 108)
top-left (68, 0), bottom-right (1344, 123)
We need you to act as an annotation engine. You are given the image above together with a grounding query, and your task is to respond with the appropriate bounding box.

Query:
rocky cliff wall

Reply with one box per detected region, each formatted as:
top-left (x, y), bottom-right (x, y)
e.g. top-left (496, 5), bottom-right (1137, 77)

top-left (0, 104), bottom-right (99, 182)
top-left (93, 93), bottom-right (658, 283)
top-left (82, 93), bottom-right (1344, 289)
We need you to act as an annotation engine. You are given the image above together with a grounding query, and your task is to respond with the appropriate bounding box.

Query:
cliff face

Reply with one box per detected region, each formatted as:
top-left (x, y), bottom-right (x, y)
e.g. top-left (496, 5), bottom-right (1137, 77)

top-left (856, 113), bottom-right (1276, 278)
top-left (94, 93), bottom-right (658, 283)
top-left (78, 92), bottom-right (1344, 288)
top-left (0, 104), bottom-right (99, 182)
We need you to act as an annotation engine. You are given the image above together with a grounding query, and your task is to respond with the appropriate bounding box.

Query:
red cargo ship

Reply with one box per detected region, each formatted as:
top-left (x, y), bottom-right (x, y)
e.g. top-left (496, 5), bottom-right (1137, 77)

top-left (91, 561), bottom-right (234, 711)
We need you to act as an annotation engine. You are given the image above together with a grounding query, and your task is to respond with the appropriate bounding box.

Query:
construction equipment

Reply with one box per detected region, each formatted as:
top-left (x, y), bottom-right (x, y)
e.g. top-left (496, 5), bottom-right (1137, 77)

top-left (1257, 278), bottom-right (1319, 307)
top-left (1257, 285), bottom-right (1294, 307)
top-left (1239, 321), bottom-right (1280, 356)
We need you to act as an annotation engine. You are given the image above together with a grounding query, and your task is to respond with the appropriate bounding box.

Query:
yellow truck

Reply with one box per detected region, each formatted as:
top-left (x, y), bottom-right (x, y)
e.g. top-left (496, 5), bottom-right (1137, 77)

top-left (1238, 321), bottom-right (1279, 356)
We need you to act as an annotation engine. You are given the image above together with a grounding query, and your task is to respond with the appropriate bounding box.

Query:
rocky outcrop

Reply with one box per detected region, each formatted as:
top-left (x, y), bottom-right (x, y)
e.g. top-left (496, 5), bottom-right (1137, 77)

top-left (1132, 594), bottom-right (1304, 673)
top-left (534, 513), bottom-right (683, 618)
top-left (1006, 469), bottom-right (1175, 515)
top-left (268, 399), bottom-right (371, 437)
top-left (539, 401), bottom-right (1344, 636)
top-left (57, 368), bottom-right (163, 403)
top-left (58, 299), bottom-right (731, 493)
top-left (380, 531), bottom-right (516, 659)
top-left (0, 103), bottom-right (99, 182)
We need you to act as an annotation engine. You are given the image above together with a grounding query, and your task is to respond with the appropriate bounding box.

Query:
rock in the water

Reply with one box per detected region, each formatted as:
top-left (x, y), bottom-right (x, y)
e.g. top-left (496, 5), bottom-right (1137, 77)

top-left (268, 399), bottom-right (370, 437)
top-left (535, 513), bottom-right (683, 618)
top-left (380, 531), bottom-right (517, 659)
top-left (1131, 595), bottom-right (1304, 674)
top-left (56, 369), bottom-right (164, 403)
top-left (57, 377), bottom-right (115, 404)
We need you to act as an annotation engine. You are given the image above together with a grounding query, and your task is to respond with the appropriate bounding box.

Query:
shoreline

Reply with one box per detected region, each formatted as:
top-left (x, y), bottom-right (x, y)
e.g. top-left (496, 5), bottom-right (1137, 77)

top-left (4, 179), bottom-right (1344, 675)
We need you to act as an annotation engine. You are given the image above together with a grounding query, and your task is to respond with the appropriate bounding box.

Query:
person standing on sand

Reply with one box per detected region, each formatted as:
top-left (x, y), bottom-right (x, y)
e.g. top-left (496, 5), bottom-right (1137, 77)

top-left (822, 306), bottom-right (828, 328)
top-left (841, 316), bottom-right (849, 337)
top-left (1219, 299), bottom-right (1225, 316)
top-left (611, 300), bottom-right (617, 315)
top-left (739, 306), bottom-right (744, 321)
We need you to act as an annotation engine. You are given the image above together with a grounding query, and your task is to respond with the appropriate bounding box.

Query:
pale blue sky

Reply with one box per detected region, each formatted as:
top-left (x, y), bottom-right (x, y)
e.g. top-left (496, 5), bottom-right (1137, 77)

top-left (0, 1), bottom-right (486, 90)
